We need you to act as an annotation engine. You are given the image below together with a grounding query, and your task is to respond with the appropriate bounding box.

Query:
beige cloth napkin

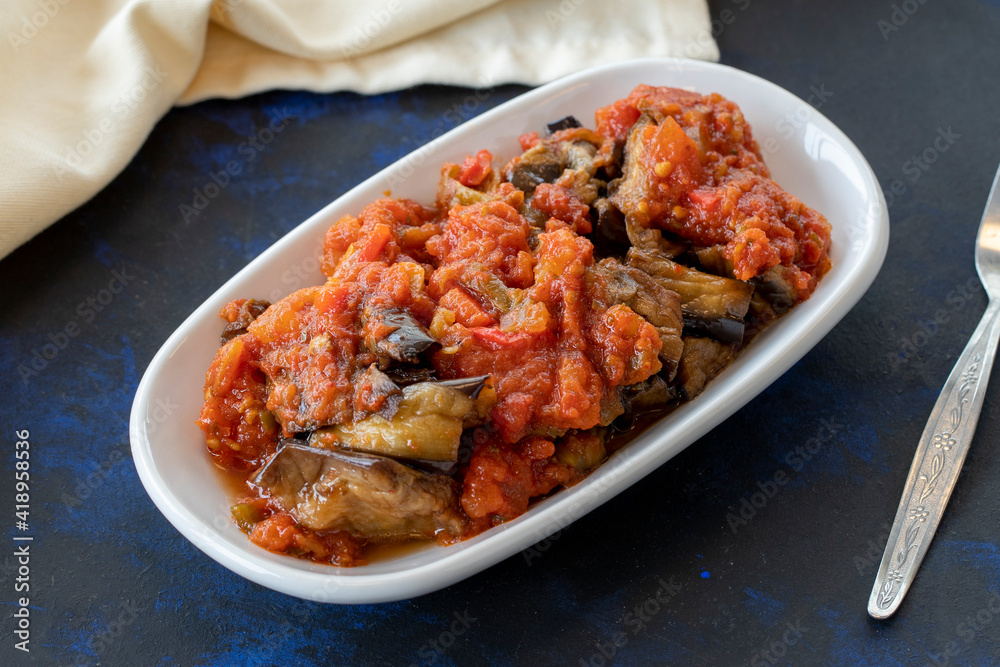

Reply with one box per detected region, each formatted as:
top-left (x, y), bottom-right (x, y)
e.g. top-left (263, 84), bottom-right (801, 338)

top-left (0, 0), bottom-right (718, 260)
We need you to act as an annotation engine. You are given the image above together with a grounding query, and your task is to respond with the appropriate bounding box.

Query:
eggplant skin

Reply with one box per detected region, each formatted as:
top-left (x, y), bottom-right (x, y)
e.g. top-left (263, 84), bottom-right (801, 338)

top-left (507, 145), bottom-right (565, 195)
top-left (365, 309), bottom-right (437, 365)
top-left (546, 115), bottom-right (582, 135)
top-left (591, 257), bottom-right (684, 379)
top-left (626, 248), bottom-right (752, 345)
top-left (591, 198), bottom-right (631, 256)
top-left (220, 299), bottom-right (270, 345)
top-left (310, 375), bottom-right (493, 462)
top-left (681, 315), bottom-right (745, 346)
top-left (676, 336), bottom-right (735, 400)
top-left (255, 442), bottom-right (468, 540)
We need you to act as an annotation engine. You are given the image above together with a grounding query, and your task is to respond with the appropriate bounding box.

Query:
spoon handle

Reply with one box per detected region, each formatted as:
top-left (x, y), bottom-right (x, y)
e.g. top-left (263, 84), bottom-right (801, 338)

top-left (868, 298), bottom-right (1000, 619)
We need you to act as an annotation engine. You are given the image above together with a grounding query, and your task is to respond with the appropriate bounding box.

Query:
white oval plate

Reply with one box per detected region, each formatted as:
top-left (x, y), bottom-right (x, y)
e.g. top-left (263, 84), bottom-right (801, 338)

top-left (130, 58), bottom-right (888, 603)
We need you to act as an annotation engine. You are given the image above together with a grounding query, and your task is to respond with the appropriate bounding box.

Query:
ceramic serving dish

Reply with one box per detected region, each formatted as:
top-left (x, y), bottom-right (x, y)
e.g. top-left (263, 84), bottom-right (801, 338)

top-left (130, 57), bottom-right (889, 603)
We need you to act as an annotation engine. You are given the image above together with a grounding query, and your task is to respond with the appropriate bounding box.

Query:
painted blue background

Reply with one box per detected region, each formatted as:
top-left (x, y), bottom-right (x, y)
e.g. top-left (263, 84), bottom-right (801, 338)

top-left (2, 0), bottom-right (1000, 664)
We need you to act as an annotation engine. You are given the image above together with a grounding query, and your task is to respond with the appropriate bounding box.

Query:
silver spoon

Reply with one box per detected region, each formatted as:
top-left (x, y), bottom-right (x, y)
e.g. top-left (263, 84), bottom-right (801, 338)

top-left (868, 164), bottom-right (1000, 619)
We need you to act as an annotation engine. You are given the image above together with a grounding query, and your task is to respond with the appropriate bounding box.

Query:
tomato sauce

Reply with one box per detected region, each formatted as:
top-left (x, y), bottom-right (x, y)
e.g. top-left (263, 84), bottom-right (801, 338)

top-left (599, 86), bottom-right (832, 298)
top-left (197, 84), bottom-right (832, 566)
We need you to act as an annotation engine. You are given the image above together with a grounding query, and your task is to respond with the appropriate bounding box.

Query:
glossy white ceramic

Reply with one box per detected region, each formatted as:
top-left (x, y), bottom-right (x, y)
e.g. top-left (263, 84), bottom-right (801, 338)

top-left (130, 58), bottom-right (889, 603)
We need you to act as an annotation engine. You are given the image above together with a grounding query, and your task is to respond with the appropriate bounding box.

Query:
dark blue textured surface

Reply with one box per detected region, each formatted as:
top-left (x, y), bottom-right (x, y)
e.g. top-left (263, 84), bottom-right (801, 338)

top-left (3, 0), bottom-right (1000, 664)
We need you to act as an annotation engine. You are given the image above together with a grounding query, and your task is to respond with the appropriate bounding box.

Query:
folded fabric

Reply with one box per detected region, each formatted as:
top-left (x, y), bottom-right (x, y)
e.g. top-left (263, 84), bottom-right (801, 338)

top-left (0, 0), bottom-right (718, 260)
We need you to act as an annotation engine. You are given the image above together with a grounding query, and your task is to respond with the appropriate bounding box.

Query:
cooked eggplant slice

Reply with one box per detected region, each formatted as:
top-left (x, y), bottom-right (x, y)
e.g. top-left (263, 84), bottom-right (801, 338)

top-left (751, 267), bottom-right (798, 315)
top-left (676, 336), bottom-right (735, 399)
top-left (690, 244), bottom-right (730, 276)
top-left (363, 308), bottom-right (437, 365)
top-left (546, 115), bottom-right (582, 134)
top-left (598, 388), bottom-right (626, 426)
top-left (352, 364), bottom-right (402, 420)
top-left (505, 133), bottom-right (604, 198)
top-left (255, 442), bottom-right (468, 540)
top-left (460, 271), bottom-right (514, 316)
top-left (626, 248), bottom-right (752, 345)
top-left (309, 376), bottom-right (493, 462)
top-left (220, 299), bottom-right (270, 345)
top-left (681, 315), bottom-right (746, 345)
top-left (507, 148), bottom-right (565, 195)
top-left (610, 372), bottom-right (678, 431)
top-left (610, 112), bottom-right (700, 257)
top-left (625, 215), bottom-right (688, 258)
top-left (610, 112), bottom-right (657, 220)
top-left (383, 365), bottom-right (438, 387)
top-left (554, 430), bottom-right (607, 473)
top-left (434, 375), bottom-right (492, 400)
top-left (620, 373), bottom-right (676, 416)
top-left (693, 245), bottom-right (798, 316)
top-left (595, 139), bottom-right (625, 181)
top-left (562, 140), bottom-right (600, 175)
top-left (593, 257), bottom-right (685, 378)
top-left (556, 167), bottom-right (602, 205)
top-left (591, 198), bottom-right (631, 256)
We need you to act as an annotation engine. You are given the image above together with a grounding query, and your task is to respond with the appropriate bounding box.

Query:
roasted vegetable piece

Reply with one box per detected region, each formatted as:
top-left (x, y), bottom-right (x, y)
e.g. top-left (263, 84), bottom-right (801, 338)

top-left (693, 244), bottom-right (798, 316)
top-left (363, 308), bottom-right (437, 365)
top-left (591, 257), bottom-right (684, 378)
top-left (546, 115), bottom-right (582, 134)
top-left (433, 375), bottom-right (493, 400)
top-left (625, 214), bottom-right (689, 258)
top-left (219, 298), bottom-right (271, 345)
top-left (752, 266), bottom-right (799, 315)
top-left (255, 442), bottom-right (468, 540)
top-left (504, 129), bottom-right (605, 198)
top-left (309, 376), bottom-right (493, 462)
top-left (590, 198), bottom-right (631, 256)
top-left (554, 430), bottom-right (607, 472)
top-left (610, 113), bottom-right (665, 221)
top-left (626, 248), bottom-right (752, 345)
top-left (352, 364), bottom-right (403, 419)
top-left (231, 502), bottom-right (266, 533)
top-left (505, 143), bottom-right (565, 195)
top-left (619, 373), bottom-right (676, 419)
top-left (676, 336), bottom-right (735, 399)
top-left (383, 365), bottom-right (437, 386)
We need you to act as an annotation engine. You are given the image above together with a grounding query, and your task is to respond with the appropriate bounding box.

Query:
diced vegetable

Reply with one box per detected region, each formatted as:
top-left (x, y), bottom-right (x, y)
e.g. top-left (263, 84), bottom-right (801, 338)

top-left (626, 248), bottom-right (752, 345)
top-left (309, 376), bottom-right (492, 462)
top-left (254, 442), bottom-right (468, 540)
top-left (546, 115), bottom-right (582, 135)
top-left (505, 144), bottom-right (565, 195)
top-left (676, 336), bottom-right (735, 399)
top-left (591, 198), bottom-right (631, 256)
top-left (554, 431), bottom-right (607, 472)
top-left (363, 308), bottom-right (437, 365)
top-left (231, 502), bottom-right (265, 534)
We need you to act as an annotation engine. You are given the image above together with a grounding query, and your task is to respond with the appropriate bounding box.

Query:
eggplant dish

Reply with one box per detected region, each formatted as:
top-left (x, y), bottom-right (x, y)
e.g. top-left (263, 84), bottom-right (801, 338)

top-left (197, 86), bottom-right (832, 566)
